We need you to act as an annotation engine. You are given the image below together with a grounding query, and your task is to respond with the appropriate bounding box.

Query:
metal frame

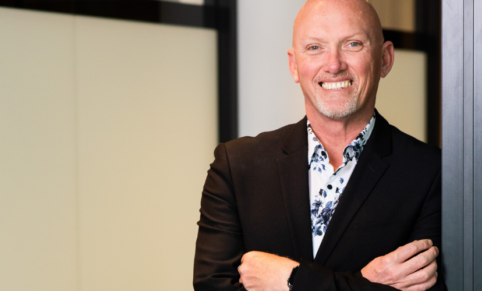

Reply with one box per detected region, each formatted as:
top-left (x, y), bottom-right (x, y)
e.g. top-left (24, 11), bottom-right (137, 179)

top-left (0, 0), bottom-right (238, 143)
top-left (442, 0), bottom-right (482, 290)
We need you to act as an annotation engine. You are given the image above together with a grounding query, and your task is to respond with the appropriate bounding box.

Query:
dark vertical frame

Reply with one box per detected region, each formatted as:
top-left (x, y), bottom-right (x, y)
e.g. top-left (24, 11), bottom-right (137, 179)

top-left (416, 0), bottom-right (442, 147)
top-left (208, 0), bottom-right (238, 142)
top-left (0, 0), bottom-right (238, 143)
top-left (442, 0), bottom-right (482, 289)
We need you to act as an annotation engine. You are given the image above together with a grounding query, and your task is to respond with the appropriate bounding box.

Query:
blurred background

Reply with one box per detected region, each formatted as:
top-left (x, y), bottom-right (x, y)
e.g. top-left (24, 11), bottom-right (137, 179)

top-left (0, 0), bottom-right (440, 290)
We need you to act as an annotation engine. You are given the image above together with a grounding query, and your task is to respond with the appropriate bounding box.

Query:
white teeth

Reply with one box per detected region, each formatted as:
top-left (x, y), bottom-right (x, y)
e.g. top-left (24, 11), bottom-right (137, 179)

top-left (321, 80), bottom-right (352, 90)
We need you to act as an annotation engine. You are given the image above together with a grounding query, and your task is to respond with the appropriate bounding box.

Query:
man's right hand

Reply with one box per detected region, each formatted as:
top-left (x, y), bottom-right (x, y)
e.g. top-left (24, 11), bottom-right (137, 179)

top-left (361, 239), bottom-right (439, 291)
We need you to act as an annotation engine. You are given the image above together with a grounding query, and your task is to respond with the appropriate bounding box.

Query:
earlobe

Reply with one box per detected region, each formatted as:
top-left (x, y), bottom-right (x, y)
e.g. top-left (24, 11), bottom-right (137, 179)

top-left (288, 49), bottom-right (300, 83)
top-left (380, 41), bottom-right (395, 78)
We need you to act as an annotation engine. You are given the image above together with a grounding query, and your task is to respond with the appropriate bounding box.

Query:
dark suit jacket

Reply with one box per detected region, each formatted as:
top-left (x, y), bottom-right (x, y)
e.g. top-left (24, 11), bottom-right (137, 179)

top-left (193, 112), bottom-right (445, 291)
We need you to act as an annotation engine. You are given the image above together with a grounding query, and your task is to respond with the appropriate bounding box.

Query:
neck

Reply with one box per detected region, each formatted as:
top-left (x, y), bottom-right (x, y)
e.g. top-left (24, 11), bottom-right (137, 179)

top-left (306, 104), bottom-right (374, 170)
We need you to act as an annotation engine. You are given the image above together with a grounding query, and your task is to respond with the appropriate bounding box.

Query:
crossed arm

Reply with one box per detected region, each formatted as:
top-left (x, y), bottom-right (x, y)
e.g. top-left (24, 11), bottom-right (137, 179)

top-left (193, 143), bottom-right (444, 291)
top-left (238, 239), bottom-right (439, 291)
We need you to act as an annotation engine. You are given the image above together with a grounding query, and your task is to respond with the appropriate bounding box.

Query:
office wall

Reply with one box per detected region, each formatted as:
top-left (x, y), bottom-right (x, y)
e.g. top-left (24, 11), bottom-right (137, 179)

top-left (238, 0), bottom-right (306, 137)
top-left (0, 7), bottom-right (217, 291)
top-left (239, 0), bottom-right (427, 143)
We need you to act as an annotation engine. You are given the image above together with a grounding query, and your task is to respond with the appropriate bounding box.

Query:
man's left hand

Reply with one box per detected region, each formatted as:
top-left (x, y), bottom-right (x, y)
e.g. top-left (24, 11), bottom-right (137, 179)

top-left (238, 251), bottom-right (299, 291)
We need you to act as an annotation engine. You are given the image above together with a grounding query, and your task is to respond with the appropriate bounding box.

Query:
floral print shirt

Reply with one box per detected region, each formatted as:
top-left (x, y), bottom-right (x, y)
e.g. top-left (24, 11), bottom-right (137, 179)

top-left (308, 113), bottom-right (376, 258)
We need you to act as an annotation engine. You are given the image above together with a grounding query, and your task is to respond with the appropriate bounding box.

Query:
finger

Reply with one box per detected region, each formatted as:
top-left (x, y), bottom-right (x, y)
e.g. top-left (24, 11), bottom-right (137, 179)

top-left (399, 246), bottom-right (438, 277)
top-left (405, 272), bottom-right (437, 291)
top-left (391, 239), bottom-right (433, 263)
top-left (398, 259), bottom-right (438, 289)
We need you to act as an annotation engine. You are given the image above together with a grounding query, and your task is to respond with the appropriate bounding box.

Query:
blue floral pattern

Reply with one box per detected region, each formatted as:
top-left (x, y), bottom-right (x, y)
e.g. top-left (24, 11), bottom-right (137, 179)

top-left (308, 113), bottom-right (376, 257)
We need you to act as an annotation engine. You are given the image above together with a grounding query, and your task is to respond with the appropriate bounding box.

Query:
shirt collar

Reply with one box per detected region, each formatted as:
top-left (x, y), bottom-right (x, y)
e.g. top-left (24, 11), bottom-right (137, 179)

top-left (307, 112), bottom-right (376, 166)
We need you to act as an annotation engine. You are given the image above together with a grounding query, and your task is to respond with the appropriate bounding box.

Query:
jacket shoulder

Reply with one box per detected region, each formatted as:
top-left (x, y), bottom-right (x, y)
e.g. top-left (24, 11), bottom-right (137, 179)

top-left (389, 125), bottom-right (441, 167)
top-left (223, 120), bottom-right (303, 157)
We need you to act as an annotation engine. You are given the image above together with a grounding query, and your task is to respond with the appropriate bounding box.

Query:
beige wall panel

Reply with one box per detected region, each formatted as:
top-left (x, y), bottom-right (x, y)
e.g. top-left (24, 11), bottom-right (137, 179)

top-left (0, 8), bottom-right (77, 291)
top-left (75, 17), bottom-right (217, 291)
top-left (376, 49), bottom-right (427, 142)
top-left (369, 0), bottom-right (416, 32)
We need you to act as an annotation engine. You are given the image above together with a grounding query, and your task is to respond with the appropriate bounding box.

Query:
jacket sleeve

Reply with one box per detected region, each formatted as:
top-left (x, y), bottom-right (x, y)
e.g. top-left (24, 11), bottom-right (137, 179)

top-left (194, 144), bottom-right (445, 291)
top-left (406, 171), bottom-right (446, 291)
top-left (193, 143), bottom-right (245, 291)
top-left (294, 261), bottom-right (398, 291)
top-left (293, 170), bottom-right (445, 291)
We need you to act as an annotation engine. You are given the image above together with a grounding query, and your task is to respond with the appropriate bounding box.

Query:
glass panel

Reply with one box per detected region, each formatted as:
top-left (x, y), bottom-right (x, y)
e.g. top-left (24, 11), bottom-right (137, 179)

top-left (0, 7), bottom-right (77, 291)
top-left (0, 7), bottom-right (217, 291)
top-left (369, 0), bottom-right (416, 32)
top-left (376, 49), bottom-right (427, 142)
top-left (75, 16), bottom-right (217, 291)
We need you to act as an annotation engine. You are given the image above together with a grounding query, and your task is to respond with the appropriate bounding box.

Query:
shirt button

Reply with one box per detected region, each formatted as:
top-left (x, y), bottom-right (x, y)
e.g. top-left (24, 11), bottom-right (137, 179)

top-left (327, 184), bottom-right (333, 190)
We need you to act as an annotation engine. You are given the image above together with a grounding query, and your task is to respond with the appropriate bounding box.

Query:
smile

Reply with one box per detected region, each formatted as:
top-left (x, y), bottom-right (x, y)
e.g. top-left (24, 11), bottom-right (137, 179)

top-left (319, 80), bottom-right (353, 90)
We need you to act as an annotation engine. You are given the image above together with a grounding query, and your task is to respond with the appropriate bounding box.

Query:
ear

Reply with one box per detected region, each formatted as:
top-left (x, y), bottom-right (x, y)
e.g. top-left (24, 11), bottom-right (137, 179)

top-left (380, 41), bottom-right (394, 78)
top-left (288, 49), bottom-right (300, 83)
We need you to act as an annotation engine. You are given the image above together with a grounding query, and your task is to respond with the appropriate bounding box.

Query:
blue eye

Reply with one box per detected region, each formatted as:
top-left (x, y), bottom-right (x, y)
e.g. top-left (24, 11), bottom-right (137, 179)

top-left (309, 45), bottom-right (320, 50)
top-left (348, 42), bottom-right (359, 47)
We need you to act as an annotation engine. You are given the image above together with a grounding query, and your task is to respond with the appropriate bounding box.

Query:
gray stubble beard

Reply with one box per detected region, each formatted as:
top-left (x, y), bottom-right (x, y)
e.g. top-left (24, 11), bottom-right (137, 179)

top-left (315, 90), bottom-right (358, 120)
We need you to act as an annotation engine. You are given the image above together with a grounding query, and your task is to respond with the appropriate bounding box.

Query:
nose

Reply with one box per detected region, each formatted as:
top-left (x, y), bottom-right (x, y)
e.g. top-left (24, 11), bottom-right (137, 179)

top-left (322, 48), bottom-right (347, 74)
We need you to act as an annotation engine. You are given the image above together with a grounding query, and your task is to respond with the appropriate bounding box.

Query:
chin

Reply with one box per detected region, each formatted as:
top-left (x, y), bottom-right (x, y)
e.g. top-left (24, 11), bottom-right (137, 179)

top-left (315, 94), bottom-right (358, 120)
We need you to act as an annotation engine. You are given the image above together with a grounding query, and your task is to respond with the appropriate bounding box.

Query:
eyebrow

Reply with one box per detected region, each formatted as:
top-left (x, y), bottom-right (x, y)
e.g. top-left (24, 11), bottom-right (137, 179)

top-left (301, 32), bottom-right (370, 43)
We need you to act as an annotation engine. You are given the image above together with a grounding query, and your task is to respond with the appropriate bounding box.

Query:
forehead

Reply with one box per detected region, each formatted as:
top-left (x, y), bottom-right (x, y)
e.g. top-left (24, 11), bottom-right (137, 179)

top-left (295, 1), bottom-right (375, 43)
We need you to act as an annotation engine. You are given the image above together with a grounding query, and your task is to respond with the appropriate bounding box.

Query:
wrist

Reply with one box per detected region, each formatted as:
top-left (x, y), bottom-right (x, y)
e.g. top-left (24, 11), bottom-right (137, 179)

top-left (287, 264), bottom-right (300, 291)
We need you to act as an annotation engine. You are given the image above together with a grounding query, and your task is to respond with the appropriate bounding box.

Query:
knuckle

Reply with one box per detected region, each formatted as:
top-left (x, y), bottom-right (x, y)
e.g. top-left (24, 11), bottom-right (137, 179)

top-left (407, 244), bottom-right (418, 254)
top-left (419, 270), bottom-right (430, 281)
top-left (417, 255), bottom-right (429, 266)
top-left (381, 256), bottom-right (392, 266)
top-left (389, 270), bottom-right (399, 282)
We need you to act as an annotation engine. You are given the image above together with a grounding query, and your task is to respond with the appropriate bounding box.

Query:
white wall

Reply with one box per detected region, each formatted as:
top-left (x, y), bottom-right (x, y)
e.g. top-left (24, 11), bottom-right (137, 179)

top-left (238, 0), bottom-right (307, 137)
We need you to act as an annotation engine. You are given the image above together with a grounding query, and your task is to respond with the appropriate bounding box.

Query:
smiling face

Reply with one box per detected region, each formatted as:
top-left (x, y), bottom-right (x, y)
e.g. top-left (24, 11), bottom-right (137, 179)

top-left (288, 0), bottom-right (394, 121)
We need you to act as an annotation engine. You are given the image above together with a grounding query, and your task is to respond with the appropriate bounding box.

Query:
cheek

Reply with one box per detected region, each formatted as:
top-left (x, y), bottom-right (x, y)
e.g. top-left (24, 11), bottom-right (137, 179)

top-left (347, 55), bottom-right (375, 85)
top-left (298, 57), bottom-right (323, 80)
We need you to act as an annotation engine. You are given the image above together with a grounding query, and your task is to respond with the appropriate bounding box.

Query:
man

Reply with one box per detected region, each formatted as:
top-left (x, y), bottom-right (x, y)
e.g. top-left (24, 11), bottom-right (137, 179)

top-left (194, 0), bottom-right (444, 290)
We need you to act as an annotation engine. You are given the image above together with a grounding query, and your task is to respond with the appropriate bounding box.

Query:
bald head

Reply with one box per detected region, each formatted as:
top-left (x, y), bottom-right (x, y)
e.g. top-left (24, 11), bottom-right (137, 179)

top-left (293, 0), bottom-right (384, 48)
top-left (287, 0), bottom-right (394, 122)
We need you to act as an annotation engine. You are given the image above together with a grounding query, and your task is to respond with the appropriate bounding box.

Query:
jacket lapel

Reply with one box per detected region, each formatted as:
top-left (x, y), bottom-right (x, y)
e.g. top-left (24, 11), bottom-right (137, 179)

top-left (277, 117), bottom-right (314, 262)
top-left (314, 111), bottom-right (393, 265)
